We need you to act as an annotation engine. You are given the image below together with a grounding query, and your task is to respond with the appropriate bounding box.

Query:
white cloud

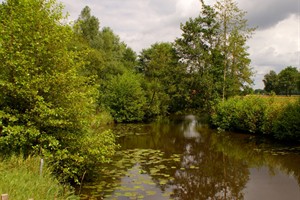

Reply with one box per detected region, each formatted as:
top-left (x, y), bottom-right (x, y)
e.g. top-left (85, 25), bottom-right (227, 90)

top-left (249, 14), bottom-right (300, 88)
top-left (175, 0), bottom-right (200, 18)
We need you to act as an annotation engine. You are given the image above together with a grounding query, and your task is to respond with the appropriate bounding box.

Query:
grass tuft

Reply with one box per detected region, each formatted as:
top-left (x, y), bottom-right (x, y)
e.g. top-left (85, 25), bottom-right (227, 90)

top-left (0, 155), bottom-right (78, 200)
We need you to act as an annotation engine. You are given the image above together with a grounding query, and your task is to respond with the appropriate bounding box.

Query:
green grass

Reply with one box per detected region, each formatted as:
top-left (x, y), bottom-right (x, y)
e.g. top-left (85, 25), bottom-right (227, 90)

top-left (0, 155), bottom-right (78, 200)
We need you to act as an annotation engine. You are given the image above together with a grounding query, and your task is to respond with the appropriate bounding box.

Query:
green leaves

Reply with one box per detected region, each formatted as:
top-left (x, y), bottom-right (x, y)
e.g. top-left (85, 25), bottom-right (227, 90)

top-left (101, 72), bottom-right (147, 122)
top-left (263, 67), bottom-right (300, 95)
top-left (0, 0), bottom-right (117, 184)
top-left (211, 95), bottom-right (300, 142)
top-left (139, 42), bottom-right (187, 114)
top-left (175, 0), bottom-right (254, 109)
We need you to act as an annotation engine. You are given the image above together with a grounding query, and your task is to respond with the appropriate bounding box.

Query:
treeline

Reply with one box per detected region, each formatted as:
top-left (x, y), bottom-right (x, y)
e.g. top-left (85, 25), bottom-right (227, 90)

top-left (263, 66), bottom-right (300, 95)
top-left (0, 0), bottom-right (255, 185)
top-left (74, 0), bottom-right (255, 122)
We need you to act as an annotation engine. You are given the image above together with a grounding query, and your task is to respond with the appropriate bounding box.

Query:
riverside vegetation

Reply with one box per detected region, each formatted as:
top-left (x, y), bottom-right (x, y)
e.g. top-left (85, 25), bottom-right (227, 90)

top-left (0, 156), bottom-right (78, 200)
top-left (0, 0), bottom-right (299, 198)
top-left (211, 95), bottom-right (300, 142)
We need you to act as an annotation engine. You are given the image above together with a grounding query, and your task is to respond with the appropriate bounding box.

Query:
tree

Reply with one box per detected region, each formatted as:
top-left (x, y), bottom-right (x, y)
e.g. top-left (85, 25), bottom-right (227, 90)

top-left (278, 66), bottom-right (299, 96)
top-left (175, 1), bottom-right (223, 110)
top-left (263, 70), bottom-right (279, 94)
top-left (139, 42), bottom-right (187, 114)
top-left (0, 0), bottom-right (117, 183)
top-left (101, 72), bottom-right (147, 122)
top-left (74, 7), bottom-right (137, 80)
top-left (175, 0), bottom-right (254, 109)
top-left (75, 6), bottom-right (100, 46)
top-left (214, 0), bottom-right (255, 100)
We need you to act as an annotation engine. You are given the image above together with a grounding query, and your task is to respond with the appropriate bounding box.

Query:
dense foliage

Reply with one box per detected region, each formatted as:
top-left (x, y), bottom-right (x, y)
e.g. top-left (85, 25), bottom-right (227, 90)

top-left (175, 0), bottom-right (254, 109)
top-left (74, 0), bottom-right (255, 121)
top-left (211, 96), bottom-right (300, 141)
top-left (139, 42), bottom-right (187, 114)
top-left (263, 66), bottom-right (300, 95)
top-left (0, 0), bottom-right (117, 184)
top-left (101, 72), bottom-right (147, 122)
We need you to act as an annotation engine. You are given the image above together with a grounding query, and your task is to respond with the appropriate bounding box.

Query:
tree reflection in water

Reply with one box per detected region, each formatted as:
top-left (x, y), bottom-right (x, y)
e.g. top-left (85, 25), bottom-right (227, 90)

top-left (79, 115), bottom-right (300, 199)
top-left (157, 115), bottom-right (249, 199)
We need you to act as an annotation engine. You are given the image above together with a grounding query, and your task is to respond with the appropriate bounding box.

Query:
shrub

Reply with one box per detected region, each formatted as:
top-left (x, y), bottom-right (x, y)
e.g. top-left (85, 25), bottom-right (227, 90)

top-left (273, 99), bottom-right (300, 141)
top-left (212, 96), bottom-right (268, 133)
top-left (211, 95), bottom-right (300, 142)
top-left (100, 72), bottom-right (147, 122)
top-left (45, 129), bottom-right (118, 184)
top-left (211, 97), bottom-right (239, 131)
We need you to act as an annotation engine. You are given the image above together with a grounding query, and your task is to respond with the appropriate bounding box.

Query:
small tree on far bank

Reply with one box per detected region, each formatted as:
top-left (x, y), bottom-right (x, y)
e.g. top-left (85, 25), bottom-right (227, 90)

top-left (278, 66), bottom-right (299, 96)
top-left (263, 66), bottom-right (300, 95)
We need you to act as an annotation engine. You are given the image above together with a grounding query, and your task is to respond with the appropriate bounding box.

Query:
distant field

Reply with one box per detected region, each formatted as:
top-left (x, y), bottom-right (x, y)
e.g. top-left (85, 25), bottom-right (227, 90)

top-left (249, 95), bottom-right (299, 105)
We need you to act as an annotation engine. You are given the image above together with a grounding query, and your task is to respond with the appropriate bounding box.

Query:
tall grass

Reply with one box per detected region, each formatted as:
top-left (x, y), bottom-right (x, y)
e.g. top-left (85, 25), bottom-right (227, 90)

top-left (0, 155), bottom-right (78, 200)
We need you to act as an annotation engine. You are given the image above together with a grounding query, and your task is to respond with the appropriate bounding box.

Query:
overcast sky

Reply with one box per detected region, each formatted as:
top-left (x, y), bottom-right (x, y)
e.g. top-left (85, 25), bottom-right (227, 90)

top-left (3, 0), bottom-right (298, 89)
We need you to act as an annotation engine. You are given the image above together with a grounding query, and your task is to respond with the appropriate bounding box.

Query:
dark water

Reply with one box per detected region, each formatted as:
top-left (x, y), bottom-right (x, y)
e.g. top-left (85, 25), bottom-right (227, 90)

top-left (79, 115), bottom-right (300, 200)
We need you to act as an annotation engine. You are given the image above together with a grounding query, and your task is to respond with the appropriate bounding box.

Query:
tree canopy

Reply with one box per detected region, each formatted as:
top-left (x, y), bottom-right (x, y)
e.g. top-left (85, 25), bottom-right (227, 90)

top-left (175, 0), bottom-right (254, 110)
top-left (0, 0), bottom-right (117, 183)
top-left (263, 66), bottom-right (300, 95)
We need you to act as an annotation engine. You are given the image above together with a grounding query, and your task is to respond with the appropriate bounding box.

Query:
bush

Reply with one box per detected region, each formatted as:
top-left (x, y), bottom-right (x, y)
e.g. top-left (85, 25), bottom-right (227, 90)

top-left (211, 97), bottom-right (239, 131)
top-left (0, 0), bottom-right (118, 185)
top-left (211, 95), bottom-right (300, 142)
top-left (273, 99), bottom-right (300, 141)
top-left (100, 72), bottom-right (147, 122)
top-left (45, 129), bottom-right (118, 184)
top-left (212, 96), bottom-right (269, 133)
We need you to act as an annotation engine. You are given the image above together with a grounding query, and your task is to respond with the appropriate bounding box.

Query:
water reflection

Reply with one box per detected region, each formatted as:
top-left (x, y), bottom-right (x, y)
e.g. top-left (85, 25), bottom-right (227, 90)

top-left (182, 115), bottom-right (201, 139)
top-left (79, 115), bottom-right (300, 199)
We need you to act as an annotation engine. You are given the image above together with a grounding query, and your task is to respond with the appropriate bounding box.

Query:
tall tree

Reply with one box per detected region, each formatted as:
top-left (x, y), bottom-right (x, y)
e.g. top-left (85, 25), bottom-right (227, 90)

top-left (214, 0), bottom-right (254, 100)
top-left (175, 0), bottom-right (220, 74)
top-left (139, 42), bottom-right (186, 113)
top-left (175, 1), bottom-right (223, 110)
top-left (74, 7), bottom-right (137, 79)
top-left (75, 6), bottom-right (100, 46)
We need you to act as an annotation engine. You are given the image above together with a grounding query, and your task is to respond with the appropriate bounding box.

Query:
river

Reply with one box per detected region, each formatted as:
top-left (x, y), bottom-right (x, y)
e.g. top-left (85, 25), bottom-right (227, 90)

top-left (78, 115), bottom-right (300, 200)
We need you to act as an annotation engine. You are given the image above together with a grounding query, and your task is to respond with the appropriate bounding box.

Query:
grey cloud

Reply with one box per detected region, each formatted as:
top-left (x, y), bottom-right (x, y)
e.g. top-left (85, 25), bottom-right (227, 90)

top-left (148, 0), bottom-right (176, 15)
top-left (239, 0), bottom-right (299, 29)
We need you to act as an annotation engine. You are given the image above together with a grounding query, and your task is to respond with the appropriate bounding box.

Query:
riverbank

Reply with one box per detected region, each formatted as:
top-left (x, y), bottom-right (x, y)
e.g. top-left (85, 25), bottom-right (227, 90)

top-left (211, 95), bottom-right (300, 142)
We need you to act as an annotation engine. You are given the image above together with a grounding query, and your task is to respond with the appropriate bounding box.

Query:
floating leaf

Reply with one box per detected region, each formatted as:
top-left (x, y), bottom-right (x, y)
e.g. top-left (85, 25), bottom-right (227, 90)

top-left (159, 179), bottom-right (168, 185)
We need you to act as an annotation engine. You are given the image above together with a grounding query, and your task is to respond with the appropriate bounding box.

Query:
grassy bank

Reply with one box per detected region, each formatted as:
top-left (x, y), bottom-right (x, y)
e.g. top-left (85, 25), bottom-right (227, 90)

top-left (211, 95), bottom-right (300, 142)
top-left (0, 156), bottom-right (78, 200)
